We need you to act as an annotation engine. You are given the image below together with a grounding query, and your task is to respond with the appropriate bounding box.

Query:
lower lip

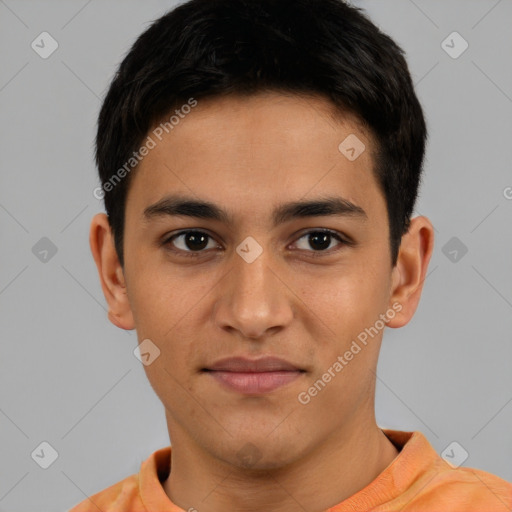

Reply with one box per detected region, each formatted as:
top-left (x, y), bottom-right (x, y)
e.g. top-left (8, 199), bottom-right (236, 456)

top-left (206, 370), bottom-right (304, 394)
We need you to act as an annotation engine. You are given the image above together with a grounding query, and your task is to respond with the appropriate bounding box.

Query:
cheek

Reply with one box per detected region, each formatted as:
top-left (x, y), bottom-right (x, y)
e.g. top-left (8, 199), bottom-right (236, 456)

top-left (298, 263), bottom-right (388, 331)
top-left (126, 273), bottom-right (170, 336)
top-left (125, 262), bottom-right (215, 367)
top-left (124, 250), bottom-right (191, 331)
top-left (296, 269), bottom-right (390, 393)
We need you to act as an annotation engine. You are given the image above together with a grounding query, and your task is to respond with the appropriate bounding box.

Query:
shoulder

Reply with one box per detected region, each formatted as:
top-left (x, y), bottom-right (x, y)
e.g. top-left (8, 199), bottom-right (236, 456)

top-left (379, 430), bottom-right (512, 511)
top-left (405, 464), bottom-right (512, 511)
top-left (68, 473), bottom-right (144, 512)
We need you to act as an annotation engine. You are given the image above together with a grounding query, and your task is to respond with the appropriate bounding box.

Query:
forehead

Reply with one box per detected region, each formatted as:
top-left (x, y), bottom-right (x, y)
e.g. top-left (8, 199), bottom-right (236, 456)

top-left (127, 92), bottom-right (385, 225)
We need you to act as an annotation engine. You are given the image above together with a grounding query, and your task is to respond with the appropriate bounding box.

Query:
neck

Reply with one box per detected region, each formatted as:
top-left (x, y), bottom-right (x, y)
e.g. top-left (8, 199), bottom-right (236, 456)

top-left (163, 420), bottom-right (399, 512)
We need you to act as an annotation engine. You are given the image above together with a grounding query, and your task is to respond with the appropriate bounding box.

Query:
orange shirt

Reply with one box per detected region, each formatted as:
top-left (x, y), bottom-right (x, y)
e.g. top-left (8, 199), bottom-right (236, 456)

top-left (69, 429), bottom-right (512, 511)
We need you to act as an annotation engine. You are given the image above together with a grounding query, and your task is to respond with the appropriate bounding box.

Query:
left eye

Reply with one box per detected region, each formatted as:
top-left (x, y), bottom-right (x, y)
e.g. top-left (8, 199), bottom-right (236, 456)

top-left (293, 230), bottom-right (344, 252)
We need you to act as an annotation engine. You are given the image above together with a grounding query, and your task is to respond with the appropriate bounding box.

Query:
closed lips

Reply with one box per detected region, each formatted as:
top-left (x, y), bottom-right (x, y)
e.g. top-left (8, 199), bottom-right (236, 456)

top-left (203, 356), bottom-right (305, 372)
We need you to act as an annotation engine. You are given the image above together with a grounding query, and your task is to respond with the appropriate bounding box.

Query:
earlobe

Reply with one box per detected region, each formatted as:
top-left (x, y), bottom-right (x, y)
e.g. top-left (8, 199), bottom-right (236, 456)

top-left (386, 216), bottom-right (435, 329)
top-left (89, 213), bottom-right (135, 330)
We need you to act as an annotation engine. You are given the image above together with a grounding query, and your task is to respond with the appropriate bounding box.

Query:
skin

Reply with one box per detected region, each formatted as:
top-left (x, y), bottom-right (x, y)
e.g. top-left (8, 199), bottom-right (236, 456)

top-left (90, 91), bottom-right (434, 512)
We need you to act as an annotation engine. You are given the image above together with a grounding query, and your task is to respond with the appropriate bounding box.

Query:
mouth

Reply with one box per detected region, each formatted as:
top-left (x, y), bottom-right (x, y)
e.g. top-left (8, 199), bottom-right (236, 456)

top-left (202, 356), bottom-right (306, 394)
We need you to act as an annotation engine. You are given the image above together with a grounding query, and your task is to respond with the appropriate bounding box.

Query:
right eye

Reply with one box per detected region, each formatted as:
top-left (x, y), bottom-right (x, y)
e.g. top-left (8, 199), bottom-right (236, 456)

top-left (164, 230), bottom-right (221, 256)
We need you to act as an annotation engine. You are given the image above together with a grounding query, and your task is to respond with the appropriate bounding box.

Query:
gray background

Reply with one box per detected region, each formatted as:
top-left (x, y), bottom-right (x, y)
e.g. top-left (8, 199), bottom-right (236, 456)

top-left (0, 0), bottom-right (511, 510)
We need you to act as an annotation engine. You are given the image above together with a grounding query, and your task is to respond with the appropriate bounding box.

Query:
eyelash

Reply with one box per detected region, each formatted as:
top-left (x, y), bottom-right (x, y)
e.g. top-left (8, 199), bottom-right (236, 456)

top-left (162, 229), bottom-right (352, 259)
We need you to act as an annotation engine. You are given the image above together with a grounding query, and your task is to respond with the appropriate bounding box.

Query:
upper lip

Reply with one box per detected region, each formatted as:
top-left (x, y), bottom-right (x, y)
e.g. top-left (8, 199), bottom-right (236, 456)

top-left (204, 356), bottom-right (303, 372)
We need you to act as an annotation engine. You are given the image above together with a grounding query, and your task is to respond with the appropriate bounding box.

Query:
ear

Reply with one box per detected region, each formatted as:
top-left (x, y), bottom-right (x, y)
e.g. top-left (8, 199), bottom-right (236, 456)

top-left (386, 216), bottom-right (435, 328)
top-left (89, 213), bottom-right (135, 330)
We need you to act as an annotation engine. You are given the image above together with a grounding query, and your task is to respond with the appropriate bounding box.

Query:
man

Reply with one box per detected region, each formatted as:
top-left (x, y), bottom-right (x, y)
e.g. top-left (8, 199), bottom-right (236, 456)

top-left (71, 0), bottom-right (512, 510)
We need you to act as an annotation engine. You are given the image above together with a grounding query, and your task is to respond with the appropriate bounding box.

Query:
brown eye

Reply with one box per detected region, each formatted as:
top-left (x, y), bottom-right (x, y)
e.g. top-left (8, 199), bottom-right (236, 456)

top-left (167, 231), bottom-right (218, 252)
top-left (293, 230), bottom-right (345, 252)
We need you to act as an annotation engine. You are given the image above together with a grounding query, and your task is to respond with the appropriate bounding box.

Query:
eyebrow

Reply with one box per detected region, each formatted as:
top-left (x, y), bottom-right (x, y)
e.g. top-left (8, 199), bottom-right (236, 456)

top-left (143, 194), bottom-right (367, 227)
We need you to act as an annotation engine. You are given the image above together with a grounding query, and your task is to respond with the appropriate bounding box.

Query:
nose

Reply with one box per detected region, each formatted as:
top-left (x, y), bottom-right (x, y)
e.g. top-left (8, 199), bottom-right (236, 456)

top-left (212, 246), bottom-right (294, 339)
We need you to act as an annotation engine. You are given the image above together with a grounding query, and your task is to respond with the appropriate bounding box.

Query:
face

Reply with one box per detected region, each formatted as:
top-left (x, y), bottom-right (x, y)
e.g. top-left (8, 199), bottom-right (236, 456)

top-left (114, 92), bottom-right (404, 468)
